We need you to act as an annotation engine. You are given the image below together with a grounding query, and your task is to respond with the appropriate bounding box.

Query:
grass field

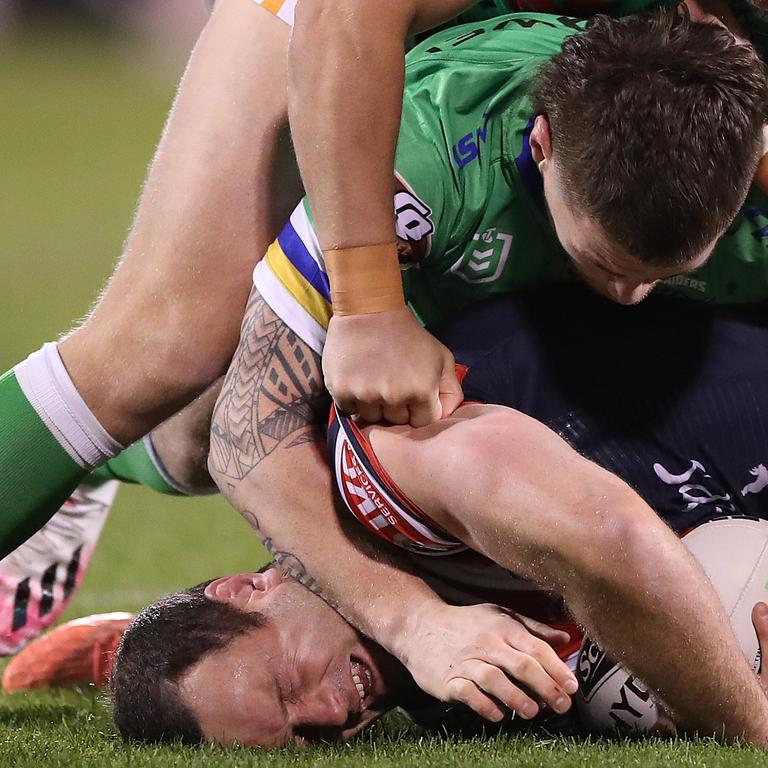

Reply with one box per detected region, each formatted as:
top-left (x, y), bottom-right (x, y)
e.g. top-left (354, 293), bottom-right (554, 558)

top-left (1, 17), bottom-right (767, 768)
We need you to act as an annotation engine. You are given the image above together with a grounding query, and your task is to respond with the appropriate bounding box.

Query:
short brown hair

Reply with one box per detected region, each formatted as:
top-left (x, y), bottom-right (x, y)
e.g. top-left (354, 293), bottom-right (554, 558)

top-left (533, 11), bottom-right (768, 266)
top-left (110, 580), bottom-right (265, 745)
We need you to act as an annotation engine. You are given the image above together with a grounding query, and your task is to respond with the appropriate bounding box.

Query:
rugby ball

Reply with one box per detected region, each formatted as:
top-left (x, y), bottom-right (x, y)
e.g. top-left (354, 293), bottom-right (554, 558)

top-left (575, 517), bottom-right (768, 735)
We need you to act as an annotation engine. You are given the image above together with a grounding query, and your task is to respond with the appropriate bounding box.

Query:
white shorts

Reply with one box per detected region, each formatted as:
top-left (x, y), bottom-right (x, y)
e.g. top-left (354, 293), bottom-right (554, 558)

top-left (207, 0), bottom-right (297, 26)
top-left (252, 0), bottom-right (297, 25)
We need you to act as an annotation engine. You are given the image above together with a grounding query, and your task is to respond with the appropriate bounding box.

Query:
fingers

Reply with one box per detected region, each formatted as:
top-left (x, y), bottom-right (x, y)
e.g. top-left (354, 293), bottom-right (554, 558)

top-left (332, 393), bottom-right (426, 425)
top-left (444, 675), bottom-right (507, 723)
top-left (515, 614), bottom-right (572, 649)
top-left (499, 613), bottom-right (578, 694)
top-left (487, 643), bottom-right (574, 713)
top-left (752, 601), bottom-right (768, 687)
top-left (333, 387), bottom-right (443, 427)
top-left (446, 647), bottom-right (572, 723)
top-left (408, 393), bottom-right (442, 428)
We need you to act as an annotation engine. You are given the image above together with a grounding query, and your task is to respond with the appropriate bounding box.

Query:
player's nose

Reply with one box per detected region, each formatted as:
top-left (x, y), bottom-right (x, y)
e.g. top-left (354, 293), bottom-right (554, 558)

top-left (295, 688), bottom-right (350, 728)
top-left (606, 279), bottom-right (656, 305)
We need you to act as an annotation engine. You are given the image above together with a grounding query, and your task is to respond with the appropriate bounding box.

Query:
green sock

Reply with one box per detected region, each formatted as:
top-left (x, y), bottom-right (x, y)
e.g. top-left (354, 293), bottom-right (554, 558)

top-left (0, 369), bottom-right (87, 557)
top-left (90, 437), bottom-right (183, 496)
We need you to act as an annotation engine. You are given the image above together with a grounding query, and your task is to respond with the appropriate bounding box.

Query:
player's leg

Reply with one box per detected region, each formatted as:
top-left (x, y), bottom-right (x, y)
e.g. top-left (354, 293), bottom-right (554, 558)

top-left (93, 378), bottom-right (223, 497)
top-left (60, 0), bottom-right (300, 441)
top-left (0, 0), bottom-right (301, 556)
top-left (0, 377), bottom-right (224, 653)
top-left (362, 406), bottom-right (768, 745)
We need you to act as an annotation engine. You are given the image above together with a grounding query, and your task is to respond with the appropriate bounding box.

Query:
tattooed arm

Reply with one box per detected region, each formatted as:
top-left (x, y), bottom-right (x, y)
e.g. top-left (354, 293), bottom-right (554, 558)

top-left (209, 286), bottom-right (575, 721)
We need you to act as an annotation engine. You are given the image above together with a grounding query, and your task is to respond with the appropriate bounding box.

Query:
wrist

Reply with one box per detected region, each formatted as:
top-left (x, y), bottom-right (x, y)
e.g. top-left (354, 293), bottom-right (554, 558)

top-left (324, 243), bottom-right (405, 317)
top-left (383, 593), bottom-right (447, 664)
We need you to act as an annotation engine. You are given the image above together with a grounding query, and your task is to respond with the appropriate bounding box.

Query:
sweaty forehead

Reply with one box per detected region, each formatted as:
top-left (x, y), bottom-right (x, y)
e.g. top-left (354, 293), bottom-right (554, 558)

top-left (179, 626), bottom-right (289, 747)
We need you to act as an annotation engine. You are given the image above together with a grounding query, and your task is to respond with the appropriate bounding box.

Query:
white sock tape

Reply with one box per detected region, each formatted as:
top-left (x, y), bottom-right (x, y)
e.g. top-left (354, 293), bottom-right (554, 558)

top-left (15, 343), bottom-right (124, 469)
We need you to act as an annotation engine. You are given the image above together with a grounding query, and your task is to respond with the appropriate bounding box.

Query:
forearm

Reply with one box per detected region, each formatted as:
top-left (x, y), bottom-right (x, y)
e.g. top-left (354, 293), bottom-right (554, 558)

top-left (288, 0), bottom-right (476, 249)
top-left (227, 438), bottom-right (443, 659)
top-left (371, 406), bottom-right (768, 742)
top-left (208, 287), bottom-right (444, 659)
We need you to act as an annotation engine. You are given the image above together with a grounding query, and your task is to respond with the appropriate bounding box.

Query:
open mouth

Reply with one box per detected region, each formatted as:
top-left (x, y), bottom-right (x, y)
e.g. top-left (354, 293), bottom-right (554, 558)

top-left (350, 656), bottom-right (373, 707)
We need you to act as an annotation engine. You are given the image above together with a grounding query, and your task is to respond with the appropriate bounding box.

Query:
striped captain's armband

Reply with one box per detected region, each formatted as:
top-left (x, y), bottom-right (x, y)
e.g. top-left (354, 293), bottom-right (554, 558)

top-left (327, 404), bottom-right (466, 556)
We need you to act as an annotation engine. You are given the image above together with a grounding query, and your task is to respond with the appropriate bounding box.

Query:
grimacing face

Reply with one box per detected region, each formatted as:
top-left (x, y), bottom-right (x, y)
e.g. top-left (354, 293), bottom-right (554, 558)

top-left (177, 569), bottom-right (414, 747)
top-left (528, 115), bottom-right (714, 305)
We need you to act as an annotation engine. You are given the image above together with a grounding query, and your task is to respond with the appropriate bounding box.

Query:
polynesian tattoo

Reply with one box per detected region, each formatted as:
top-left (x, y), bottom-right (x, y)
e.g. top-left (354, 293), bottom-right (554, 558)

top-left (209, 286), bottom-right (413, 610)
top-left (209, 287), bottom-right (329, 490)
top-left (209, 287), bottom-right (334, 599)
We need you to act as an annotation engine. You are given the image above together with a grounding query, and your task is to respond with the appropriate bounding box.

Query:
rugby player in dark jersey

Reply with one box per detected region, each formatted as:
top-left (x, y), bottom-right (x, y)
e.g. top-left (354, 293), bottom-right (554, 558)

top-left (107, 288), bottom-right (768, 747)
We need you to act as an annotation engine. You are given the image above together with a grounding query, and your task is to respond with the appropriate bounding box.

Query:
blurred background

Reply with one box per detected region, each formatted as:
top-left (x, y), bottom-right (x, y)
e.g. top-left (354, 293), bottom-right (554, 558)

top-left (0, 0), bottom-right (264, 622)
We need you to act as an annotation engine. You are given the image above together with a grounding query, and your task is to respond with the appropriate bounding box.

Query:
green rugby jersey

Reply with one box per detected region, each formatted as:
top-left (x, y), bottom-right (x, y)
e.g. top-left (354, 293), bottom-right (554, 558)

top-left (451, 1), bottom-right (768, 69)
top-left (253, 13), bottom-right (768, 355)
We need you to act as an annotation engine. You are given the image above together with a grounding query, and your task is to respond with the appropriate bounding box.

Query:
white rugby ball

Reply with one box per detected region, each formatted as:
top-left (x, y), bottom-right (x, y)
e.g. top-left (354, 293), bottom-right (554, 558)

top-left (575, 517), bottom-right (768, 735)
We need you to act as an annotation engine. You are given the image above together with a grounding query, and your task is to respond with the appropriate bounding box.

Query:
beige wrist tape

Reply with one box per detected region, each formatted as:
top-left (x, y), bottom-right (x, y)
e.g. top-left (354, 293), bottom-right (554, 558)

top-left (324, 243), bottom-right (405, 316)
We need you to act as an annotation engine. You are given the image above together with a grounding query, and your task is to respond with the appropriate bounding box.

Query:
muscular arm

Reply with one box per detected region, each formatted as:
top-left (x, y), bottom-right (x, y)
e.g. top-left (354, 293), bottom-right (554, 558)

top-left (209, 288), bottom-right (577, 720)
top-left (289, 0), bottom-right (476, 249)
top-left (287, 0), bottom-right (469, 428)
top-left (366, 405), bottom-right (768, 745)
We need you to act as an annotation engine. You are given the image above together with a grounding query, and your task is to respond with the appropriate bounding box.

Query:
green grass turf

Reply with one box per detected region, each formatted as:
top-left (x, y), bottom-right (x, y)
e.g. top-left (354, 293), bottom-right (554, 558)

top-left (0, 18), bottom-right (767, 768)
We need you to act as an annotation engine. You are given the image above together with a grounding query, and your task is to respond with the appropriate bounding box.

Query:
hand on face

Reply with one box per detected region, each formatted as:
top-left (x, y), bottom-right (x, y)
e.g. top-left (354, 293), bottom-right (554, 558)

top-left (323, 308), bottom-right (463, 427)
top-left (395, 602), bottom-right (579, 722)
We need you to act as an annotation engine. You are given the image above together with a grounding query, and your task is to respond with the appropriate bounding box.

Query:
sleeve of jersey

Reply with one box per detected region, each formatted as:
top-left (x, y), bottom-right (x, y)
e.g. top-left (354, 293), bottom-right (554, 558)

top-left (252, 199), bottom-right (331, 355)
top-left (395, 70), bottom-right (456, 267)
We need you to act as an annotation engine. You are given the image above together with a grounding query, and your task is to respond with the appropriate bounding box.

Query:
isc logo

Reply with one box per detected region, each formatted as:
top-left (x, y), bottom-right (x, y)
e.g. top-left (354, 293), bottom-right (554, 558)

top-left (452, 111), bottom-right (491, 170)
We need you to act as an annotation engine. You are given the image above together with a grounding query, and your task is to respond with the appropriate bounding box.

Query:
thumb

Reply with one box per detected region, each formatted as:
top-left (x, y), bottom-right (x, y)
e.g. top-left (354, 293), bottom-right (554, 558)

top-left (439, 351), bottom-right (464, 418)
top-left (517, 615), bottom-right (571, 648)
top-left (752, 602), bottom-right (768, 686)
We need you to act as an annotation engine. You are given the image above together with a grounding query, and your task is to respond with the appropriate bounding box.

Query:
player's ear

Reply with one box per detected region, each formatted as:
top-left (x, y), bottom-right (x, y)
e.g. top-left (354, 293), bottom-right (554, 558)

top-left (529, 115), bottom-right (553, 172)
top-left (204, 569), bottom-right (283, 610)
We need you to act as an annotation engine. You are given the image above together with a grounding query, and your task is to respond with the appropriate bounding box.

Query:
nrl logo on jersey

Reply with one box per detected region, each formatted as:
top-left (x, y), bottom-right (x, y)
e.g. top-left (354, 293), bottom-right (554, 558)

top-left (450, 227), bottom-right (513, 284)
top-left (394, 177), bottom-right (434, 267)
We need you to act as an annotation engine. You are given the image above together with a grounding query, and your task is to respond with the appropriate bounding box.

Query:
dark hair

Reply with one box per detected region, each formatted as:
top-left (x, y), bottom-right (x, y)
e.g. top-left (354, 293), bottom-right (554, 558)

top-left (533, 10), bottom-right (768, 266)
top-left (110, 580), bottom-right (265, 745)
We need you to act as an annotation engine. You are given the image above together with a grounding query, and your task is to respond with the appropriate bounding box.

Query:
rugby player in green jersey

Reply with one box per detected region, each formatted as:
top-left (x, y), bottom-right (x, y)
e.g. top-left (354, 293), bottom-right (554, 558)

top-left (198, 8), bottom-right (768, 747)
top-left (0, 0), bottom-right (758, 568)
top-left (293, 0), bottom-right (768, 425)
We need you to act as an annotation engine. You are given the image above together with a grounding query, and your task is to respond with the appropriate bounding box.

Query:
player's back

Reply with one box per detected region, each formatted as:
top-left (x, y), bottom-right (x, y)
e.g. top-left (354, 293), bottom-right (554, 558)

top-left (436, 287), bottom-right (768, 531)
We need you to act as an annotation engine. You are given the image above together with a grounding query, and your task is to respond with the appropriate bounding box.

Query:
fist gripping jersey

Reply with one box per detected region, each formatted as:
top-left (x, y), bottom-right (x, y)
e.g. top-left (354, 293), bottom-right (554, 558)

top-left (254, 12), bottom-right (768, 354)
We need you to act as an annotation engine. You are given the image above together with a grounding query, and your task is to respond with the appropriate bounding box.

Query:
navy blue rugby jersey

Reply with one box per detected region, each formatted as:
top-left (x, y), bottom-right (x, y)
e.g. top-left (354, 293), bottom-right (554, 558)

top-left (433, 287), bottom-right (768, 532)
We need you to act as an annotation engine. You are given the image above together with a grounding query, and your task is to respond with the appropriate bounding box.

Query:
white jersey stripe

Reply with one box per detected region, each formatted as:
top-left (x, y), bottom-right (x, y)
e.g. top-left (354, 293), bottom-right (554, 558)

top-left (253, 259), bottom-right (327, 354)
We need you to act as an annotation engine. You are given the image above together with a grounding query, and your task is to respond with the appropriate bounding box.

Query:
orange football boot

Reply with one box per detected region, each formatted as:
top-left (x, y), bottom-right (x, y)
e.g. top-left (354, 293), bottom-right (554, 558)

top-left (2, 611), bottom-right (135, 691)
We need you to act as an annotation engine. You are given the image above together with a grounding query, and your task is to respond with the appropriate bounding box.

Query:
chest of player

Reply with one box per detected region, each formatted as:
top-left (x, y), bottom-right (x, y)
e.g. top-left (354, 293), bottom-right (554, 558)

top-left (402, 128), bottom-right (573, 327)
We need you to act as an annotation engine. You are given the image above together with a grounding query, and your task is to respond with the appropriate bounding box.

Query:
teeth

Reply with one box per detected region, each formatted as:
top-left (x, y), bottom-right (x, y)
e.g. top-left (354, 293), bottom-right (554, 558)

top-left (350, 661), bottom-right (367, 701)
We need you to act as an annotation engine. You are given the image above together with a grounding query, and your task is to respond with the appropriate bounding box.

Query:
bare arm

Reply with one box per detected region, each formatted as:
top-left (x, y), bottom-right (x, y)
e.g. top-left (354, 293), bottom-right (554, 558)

top-left (366, 404), bottom-right (768, 745)
top-left (209, 288), bottom-right (577, 721)
top-left (289, 0), bottom-right (475, 249)
top-left (285, 0), bottom-right (473, 428)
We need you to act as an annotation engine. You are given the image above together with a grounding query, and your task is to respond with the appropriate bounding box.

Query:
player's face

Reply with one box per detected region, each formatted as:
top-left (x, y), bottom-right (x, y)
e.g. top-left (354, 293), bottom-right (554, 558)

top-left (531, 116), bottom-right (714, 304)
top-left (177, 571), bottom-right (410, 747)
top-left (544, 168), bottom-right (714, 305)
